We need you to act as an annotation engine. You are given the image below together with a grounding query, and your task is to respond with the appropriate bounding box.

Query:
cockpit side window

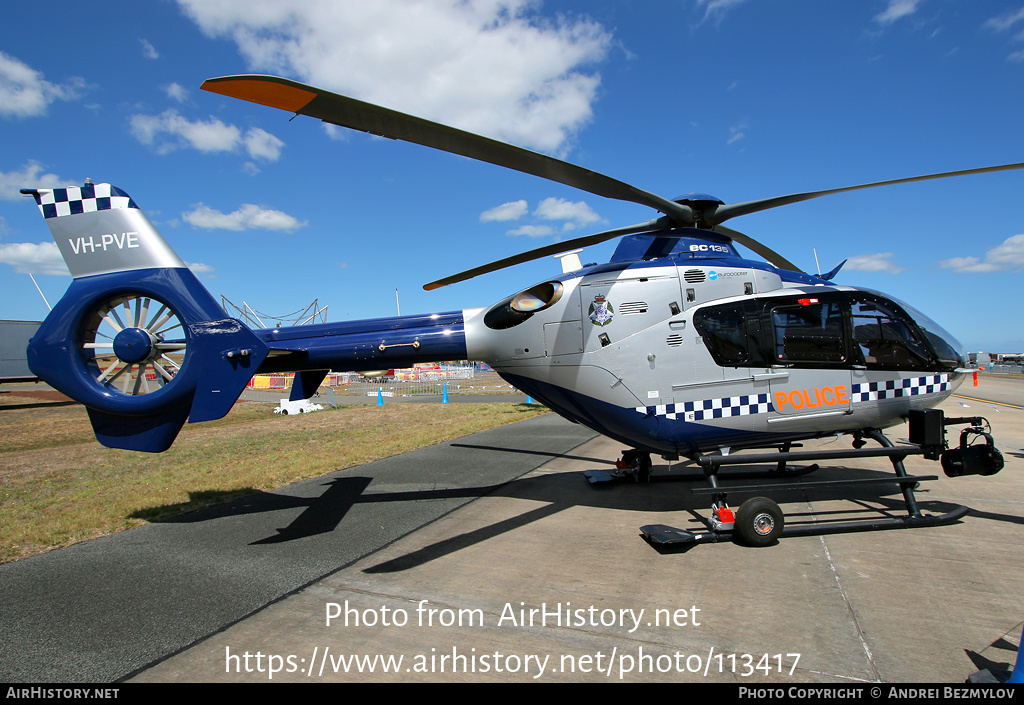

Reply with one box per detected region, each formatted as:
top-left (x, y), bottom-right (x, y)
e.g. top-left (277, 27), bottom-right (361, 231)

top-left (694, 303), bottom-right (750, 365)
top-left (850, 297), bottom-right (932, 369)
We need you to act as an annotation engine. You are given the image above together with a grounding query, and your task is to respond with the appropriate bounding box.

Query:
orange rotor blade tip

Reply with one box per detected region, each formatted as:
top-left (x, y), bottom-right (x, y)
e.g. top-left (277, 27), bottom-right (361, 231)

top-left (200, 77), bottom-right (316, 113)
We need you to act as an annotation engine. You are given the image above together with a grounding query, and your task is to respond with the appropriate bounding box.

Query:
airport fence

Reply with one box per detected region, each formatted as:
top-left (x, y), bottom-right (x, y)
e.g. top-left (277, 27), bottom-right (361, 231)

top-left (239, 365), bottom-right (521, 404)
top-left (982, 365), bottom-right (1024, 376)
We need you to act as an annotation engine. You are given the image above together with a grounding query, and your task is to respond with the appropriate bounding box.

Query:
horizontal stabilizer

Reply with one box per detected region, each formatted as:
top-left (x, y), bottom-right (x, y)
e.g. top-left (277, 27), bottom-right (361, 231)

top-left (821, 259), bottom-right (847, 281)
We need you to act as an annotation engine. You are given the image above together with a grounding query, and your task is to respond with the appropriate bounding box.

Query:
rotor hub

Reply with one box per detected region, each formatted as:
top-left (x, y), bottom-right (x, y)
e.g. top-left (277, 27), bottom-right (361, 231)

top-left (673, 194), bottom-right (724, 228)
top-left (113, 327), bottom-right (158, 364)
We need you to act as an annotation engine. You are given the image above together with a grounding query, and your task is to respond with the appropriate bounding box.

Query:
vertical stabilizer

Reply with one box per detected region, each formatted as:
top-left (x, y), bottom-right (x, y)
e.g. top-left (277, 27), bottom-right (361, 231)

top-left (22, 182), bottom-right (267, 452)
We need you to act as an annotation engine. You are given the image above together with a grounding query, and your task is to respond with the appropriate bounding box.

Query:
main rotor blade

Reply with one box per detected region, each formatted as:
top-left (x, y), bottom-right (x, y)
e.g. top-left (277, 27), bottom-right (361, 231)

top-left (714, 225), bottom-right (803, 273)
top-left (423, 218), bottom-right (671, 290)
top-left (201, 74), bottom-right (694, 225)
top-left (711, 161), bottom-right (1024, 225)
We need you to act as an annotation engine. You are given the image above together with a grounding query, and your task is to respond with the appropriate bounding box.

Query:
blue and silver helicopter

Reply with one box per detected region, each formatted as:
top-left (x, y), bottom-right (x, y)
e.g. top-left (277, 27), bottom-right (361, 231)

top-left (21, 75), bottom-right (1013, 546)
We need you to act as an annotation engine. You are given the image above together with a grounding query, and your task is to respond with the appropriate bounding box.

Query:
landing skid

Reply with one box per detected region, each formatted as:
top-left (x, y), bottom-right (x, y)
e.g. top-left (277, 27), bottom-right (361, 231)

top-left (585, 442), bottom-right (818, 485)
top-left (584, 463), bottom-right (820, 485)
top-left (641, 503), bottom-right (970, 547)
top-left (629, 411), bottom-right (997, 547)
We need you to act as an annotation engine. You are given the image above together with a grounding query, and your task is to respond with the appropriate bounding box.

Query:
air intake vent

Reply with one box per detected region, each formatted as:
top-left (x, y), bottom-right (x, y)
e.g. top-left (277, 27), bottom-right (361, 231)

top-left (619, 301), bottom-right (648, 315)
top-left (684, 269), bottom-right (706, 283)
top-left (666, 334), bottom-right (684, 347)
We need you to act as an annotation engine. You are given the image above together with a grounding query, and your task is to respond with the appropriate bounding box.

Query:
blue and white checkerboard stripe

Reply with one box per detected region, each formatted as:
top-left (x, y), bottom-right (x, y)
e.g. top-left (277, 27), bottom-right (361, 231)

top-left (635, 374), bottom-right (951, 423)
top-left (636, 393), bottom-right (774, 421)
top-left (850, 374), bottom-right (950, 403)
top-left (29, 184), bottom-right (138, 219)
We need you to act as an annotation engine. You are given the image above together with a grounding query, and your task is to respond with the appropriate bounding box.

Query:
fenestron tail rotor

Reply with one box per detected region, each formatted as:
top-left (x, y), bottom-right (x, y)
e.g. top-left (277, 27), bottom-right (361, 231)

top-left (202, 73), bottom-right (1024, 288)
top-left (83, 294), bottom-right (188, 397)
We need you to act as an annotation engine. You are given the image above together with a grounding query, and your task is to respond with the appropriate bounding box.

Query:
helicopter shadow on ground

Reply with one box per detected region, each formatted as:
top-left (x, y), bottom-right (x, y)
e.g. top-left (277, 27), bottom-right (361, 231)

top-left (133, 444), bottom-right (1006, 564)
top-left (133, 441), bottom-right (616, 545)
top-left (359, 458), bottom-right (973, 569)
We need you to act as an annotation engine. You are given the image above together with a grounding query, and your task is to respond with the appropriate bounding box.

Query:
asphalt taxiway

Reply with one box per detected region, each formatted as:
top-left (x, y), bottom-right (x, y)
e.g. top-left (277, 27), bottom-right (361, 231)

top-left (3, 377), bottom-right (1023, 683)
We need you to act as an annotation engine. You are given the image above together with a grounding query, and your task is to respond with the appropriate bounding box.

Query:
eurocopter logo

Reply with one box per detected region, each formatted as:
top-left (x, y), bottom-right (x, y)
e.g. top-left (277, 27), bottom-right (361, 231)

top-left (588, 295), bottom-right (614, 326)
top-left (708, 270), bottom-right (748, 280)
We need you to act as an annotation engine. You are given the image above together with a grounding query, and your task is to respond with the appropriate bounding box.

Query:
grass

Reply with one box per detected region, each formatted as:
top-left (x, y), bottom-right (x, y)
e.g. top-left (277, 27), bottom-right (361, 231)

top-left (0, 390), bottom-right (548, 564)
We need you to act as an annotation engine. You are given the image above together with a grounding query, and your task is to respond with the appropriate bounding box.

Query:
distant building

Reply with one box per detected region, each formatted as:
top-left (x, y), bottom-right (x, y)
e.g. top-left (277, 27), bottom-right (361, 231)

top-left (0, 320), bottom-right (41, 383)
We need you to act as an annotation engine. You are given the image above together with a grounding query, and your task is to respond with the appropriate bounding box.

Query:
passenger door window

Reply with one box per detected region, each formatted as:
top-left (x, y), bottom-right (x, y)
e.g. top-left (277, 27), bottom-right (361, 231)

top-left (770, 300), bottom-right (847, 364)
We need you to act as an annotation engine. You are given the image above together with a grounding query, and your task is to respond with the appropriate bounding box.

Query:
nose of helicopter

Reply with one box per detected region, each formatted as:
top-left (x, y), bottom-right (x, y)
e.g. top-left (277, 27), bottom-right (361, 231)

top-left (890, 294), bottom-right (969, 370)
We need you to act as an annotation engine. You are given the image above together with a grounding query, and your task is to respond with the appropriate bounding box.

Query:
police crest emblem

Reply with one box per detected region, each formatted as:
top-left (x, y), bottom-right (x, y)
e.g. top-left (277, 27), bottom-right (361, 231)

top-left (588, 294), bottom-right (614, 326)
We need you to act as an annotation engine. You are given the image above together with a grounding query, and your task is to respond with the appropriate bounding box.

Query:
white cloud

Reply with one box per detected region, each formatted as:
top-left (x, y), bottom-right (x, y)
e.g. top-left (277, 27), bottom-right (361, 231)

top-left (129, 110), bottom-right (284, 161)
top-left (321, 123), bottom-right (349, 142)
top-left (984, 8), bottom-right (1024, 33)
top-left (182, 203), bottom-right (307, 232)
top-left (480, 200), bottom-right (528, 222)
top-left (727, 122), bottom-right (747, 145)
top-left (0, 51), bottom-right (84, 118)
top-left (0, 162), bottom-right (69, 200)
top-left (938, 234), bottom-right (1024, 273)
top-left (176, 0), bottom-right (611, 153)
top-left (844, 252), bottom-right (907, 274)
top-left (874, 0), bottom-right (926, 26)
top-left (482, 196), bottom-right (600, 237)
top-left (984, 8), bottom-right (1024, 61)
top-left (164, 82), bottom-right (188, 103)
top-left (187, 262), bottom-right (216, 276)
top-left (0, 241), bottom-right (69, 276)
top-left (695, 0), bottom-right (751, 24)
top-left (242, 127), bottom-right (285, 161)
top-left (507, 224), bottom-right (557, 237)
top-left (140, 39), bottom-right (160, 60)
top-left (533, 197), bottom-right (600, 224)
top-left (937, 256), bottom-right (998, 274)
top-left (130, 110), bottom-right (240, 154)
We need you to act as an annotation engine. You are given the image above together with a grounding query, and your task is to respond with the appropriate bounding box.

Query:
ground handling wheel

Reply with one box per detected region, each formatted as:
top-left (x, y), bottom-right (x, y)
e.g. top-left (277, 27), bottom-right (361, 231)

top-left (734, 497), bottom-right (784, 547)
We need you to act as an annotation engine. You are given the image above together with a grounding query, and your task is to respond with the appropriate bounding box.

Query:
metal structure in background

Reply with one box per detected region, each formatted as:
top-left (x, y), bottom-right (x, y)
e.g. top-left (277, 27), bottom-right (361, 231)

top-left (220, 296), bottom-right (329, 329)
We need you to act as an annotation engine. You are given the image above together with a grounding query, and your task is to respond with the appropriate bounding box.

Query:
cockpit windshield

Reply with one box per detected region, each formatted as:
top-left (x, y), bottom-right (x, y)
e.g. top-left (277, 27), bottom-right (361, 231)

top-left (863, 290), bottom-right (967, 369)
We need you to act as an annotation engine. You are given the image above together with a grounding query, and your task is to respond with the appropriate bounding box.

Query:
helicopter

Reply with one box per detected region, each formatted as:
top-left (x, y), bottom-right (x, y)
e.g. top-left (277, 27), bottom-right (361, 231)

top-left (21, 74), bottom-right (1014, 547)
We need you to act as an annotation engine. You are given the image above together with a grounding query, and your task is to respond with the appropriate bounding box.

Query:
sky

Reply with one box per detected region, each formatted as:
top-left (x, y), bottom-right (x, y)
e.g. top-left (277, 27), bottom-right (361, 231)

top-left (1, 0), bottom-right (1023, 352)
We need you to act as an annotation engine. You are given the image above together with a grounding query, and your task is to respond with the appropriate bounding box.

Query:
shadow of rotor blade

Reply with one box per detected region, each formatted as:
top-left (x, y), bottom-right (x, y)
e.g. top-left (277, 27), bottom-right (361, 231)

top-left (363, 502), bottom-right (566, 573)
top-left (252, 476), bottom-right (373, 545)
